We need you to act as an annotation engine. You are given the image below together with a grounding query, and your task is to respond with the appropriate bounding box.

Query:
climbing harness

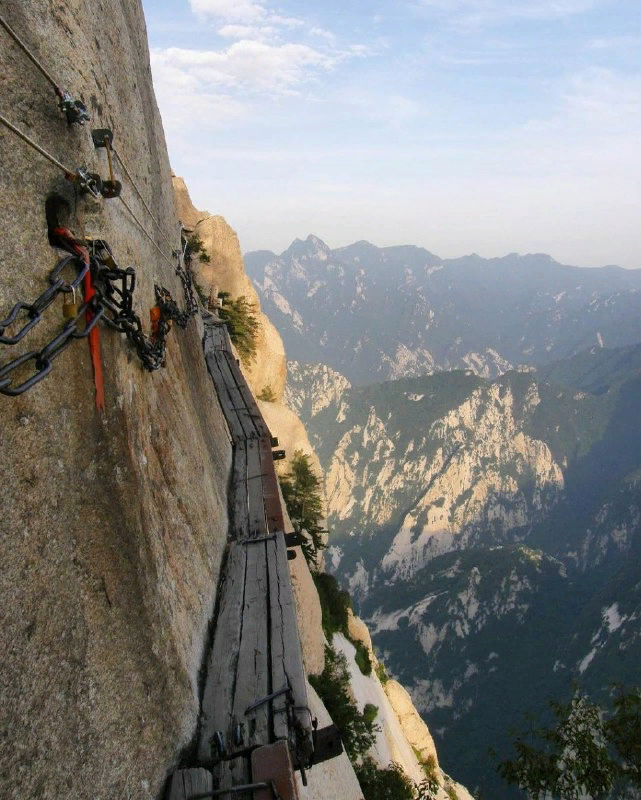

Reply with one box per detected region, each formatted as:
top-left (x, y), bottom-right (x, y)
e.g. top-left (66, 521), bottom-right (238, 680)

top-left (0, 13), bottom-right (89, 125)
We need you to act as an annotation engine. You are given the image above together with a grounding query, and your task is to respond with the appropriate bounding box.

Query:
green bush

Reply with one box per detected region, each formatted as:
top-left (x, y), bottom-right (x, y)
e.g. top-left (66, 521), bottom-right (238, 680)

top-left (279, 450), bottom-right (326, 567)
top-left (354, 640), bottom-right (372, 676)
top-left (257, 385), bottom-right (276, 402)
top-left (309, 644), bottom-right (377, 761)
top-left (312, 572), bottom-right (351, 639)
top-left (185, 234), bottom-right (207, 261)
top-left (376, 660), bottom-right (390, 685)
top-left (363, 703), bottom-right (378, 726)
top-left (355, 758), bottom-right (416, 800)
top-left (217, 291), bottom-right (259, 365)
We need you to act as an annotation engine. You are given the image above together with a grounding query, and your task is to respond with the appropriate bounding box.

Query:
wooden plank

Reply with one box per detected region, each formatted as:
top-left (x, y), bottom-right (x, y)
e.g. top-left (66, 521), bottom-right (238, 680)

top-left (198, 543), bottom-right (247, 765)
top-left (167, 768), bottom-right (213, 800)
top-left (228, 357), bottom-right (271, 439)
top-left (204, 346), bottom-right (245, 444)
top-left (216, 350), bottom-right (259, 441)
top-left (231, 539), bottom-right (270, 754)
top-left (258, 436), bottom-right (285, 533)
top-left (271, 532), bottom-right (313, 762)
top-left (231, 439), bottom-right (249, 540)
top-left (246, 439), bottom-right (268, 539)
top-left (266, 537), bottom-right (289, 743)
top-left (212, 756), bottom-right (253, 800)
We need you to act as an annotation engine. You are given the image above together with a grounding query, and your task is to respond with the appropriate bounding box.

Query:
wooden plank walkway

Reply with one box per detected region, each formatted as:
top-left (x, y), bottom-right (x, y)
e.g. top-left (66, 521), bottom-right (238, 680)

top-left (197, 320), bottom-right (312, 792)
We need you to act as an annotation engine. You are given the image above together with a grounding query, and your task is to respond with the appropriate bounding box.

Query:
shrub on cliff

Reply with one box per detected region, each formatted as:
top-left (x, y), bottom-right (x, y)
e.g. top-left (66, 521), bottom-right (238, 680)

top-left (279, 450), bottom-right (326, 566)
top-left (217, 291), bottom-right (259, 364)
top-left (309, 644), bottom-right (377, 761)
top-left (184, 234), bottom-right (211, 263)
top-left (311, 572), bottom-right (351, 638)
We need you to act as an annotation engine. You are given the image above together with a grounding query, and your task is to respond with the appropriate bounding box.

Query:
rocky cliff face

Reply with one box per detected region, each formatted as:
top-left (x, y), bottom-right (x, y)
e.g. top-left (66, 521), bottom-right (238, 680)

top-left (1, 2), bottom-right (232, 797)
top-left (172, 177), bottom-right (286, 402)
top-left (288, 351), bottom-right (641, 796)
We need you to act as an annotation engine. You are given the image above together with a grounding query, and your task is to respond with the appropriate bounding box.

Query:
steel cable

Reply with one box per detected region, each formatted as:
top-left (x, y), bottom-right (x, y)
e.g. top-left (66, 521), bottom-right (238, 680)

top-left (111, 143), bottom-right (177, 251)
top-left (0, 13), bottom-right (61, 94)
top-left (0, 111), bottom-right (74, 175)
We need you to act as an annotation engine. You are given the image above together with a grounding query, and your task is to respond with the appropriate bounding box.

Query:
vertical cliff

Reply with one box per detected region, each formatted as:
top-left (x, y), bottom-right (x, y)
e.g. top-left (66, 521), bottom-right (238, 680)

top-left (172, 177), bottom-right (286, 402)
top-left (1, 2), bottom-right (232, 797)
top-left (1, 3), bottom-right (473, 799)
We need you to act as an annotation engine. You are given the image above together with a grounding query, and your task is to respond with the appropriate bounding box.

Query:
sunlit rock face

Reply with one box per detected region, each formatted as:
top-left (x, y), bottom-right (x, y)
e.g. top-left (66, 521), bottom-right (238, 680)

top-left (288, 344), bottom-right (641, 796)
top-left (173, 177), bottom-right (286, 402)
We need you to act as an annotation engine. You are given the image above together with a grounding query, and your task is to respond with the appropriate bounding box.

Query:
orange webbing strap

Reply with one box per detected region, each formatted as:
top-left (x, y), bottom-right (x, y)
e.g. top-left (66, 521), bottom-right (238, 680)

top-left (53, 227), bottom-right (104, 412)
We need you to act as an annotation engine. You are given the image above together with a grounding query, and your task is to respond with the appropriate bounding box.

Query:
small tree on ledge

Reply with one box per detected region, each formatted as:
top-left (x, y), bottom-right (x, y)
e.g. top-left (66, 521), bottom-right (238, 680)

top-left (217, 291), bottom-right (259, 365)
top-left (279, 449), bottom-right (327, 567)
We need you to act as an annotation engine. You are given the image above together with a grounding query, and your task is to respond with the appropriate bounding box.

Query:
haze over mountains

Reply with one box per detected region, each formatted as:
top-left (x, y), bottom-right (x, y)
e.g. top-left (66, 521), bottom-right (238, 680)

top-left (245, 235), bottom-right (641, 796)
top-left (245, 235), bottom-right (641, 385)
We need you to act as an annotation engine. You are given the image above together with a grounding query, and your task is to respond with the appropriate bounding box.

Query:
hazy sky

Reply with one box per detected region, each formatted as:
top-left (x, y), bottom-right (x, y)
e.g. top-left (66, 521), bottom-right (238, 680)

top-left (143, 0), bottom-right (640, 268)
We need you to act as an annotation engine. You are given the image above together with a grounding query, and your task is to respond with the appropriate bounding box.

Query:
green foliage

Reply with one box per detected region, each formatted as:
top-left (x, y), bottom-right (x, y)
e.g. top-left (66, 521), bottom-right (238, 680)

top-left (363, 703), bottom-right (378, 725)
top-left (279, 450), bottom-right (327, 567)
top-left (354, 640), bottom-right (373, 676)
top-left (445, 785), bottom-right (459, 800)
top-left (376, 661), bottom-right (390, 685)
top-left (257, 385), bottom-right (276, 402)
top-left (415, 751), bottom-right (440, 795)
top-left (217, 292), bottom-right (259, 365)
top-left (498, 686), bottom-right (641, 798)
top-left (309, 644), bottom-right (377, 761)
top-left (185, 234), bottom-right (208, 261)
top-left (312, 571), bottom-right (351, 639)
top-left (355, 758), bottom-right (417, 800)
top-left (194, 281), bottom-right (210, 307)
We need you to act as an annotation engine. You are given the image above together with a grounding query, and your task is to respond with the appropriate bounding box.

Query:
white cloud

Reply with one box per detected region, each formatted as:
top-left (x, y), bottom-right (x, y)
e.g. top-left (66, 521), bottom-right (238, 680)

top-left (417, 0), bottom-right (600, 27)
top-left (309, 26), bottom-right (336, 44)
top-left (217, 24), bottom-right (277, 40)
top-left (154, 40), bottom-right (342, 97)
top-left (190, 0), bottom-right (266, 23)
top-left (188, 0), bottom-right (303, 30)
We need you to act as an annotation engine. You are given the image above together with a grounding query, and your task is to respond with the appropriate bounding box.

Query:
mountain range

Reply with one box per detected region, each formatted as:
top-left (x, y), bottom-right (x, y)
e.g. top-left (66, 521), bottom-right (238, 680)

top-left (245, 235), bottom-right (641, 384)
top-left (246, 236), bottom-right (641, 796)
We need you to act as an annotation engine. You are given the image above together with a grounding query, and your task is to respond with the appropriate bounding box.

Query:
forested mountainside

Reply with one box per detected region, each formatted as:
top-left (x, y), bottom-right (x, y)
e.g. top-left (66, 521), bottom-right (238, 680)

top-left (246, 235), bottom-right (641, 384)
top-left (287, 346), bottom-right (641, 796)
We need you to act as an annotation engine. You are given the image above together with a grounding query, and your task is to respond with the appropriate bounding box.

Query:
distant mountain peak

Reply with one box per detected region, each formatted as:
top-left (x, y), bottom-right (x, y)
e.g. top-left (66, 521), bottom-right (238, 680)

top-left (282, 235), bottom-right (330, 260)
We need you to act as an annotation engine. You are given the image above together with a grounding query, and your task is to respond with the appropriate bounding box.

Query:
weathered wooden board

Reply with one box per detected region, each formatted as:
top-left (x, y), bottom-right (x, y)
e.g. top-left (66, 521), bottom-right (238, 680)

top-left (204, 344), bottom-right (245, 444)
top-left (198, 543), bottom-right (247, 765)
top-left (231, 440), bottom-right (249, 540)
top-left (167, 768), bottom-right (213, 800)
top-left (258, 436), bottom-right (285, 533)
top-left (212, 755), bottom-right (252, 800)
top-left (246, 438), bottom-right (268, 539)
top-left (231, 538), bottom-right (270, 753)
top-left (270, 532), bottom-right (312, 758)
top-left (266, 537), bottom-right (289, 742)
top-left (229, 357), bottom-right (271, 439)
top-left (215, 350), bottom-right (259, 441)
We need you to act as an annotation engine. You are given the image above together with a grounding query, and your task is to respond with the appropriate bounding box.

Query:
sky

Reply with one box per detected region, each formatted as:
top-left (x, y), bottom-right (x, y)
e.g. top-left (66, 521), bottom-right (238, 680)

top-left (143, 0), bottom-right (641, 268)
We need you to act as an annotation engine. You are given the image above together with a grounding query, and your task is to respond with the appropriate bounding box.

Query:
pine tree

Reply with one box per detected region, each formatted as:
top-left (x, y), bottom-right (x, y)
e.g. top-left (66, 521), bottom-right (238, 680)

top-left (279, 450), bottom-right (327, 567)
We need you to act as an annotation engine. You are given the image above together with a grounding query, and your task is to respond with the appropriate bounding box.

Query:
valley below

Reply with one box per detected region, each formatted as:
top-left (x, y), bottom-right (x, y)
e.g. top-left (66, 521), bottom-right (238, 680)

top-left (248, 237), bottom-right (641, 796)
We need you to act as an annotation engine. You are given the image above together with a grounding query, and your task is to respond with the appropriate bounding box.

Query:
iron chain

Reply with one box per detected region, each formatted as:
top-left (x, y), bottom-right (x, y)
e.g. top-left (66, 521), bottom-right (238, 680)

top-left (1, 240), bottom-right (199, 396)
